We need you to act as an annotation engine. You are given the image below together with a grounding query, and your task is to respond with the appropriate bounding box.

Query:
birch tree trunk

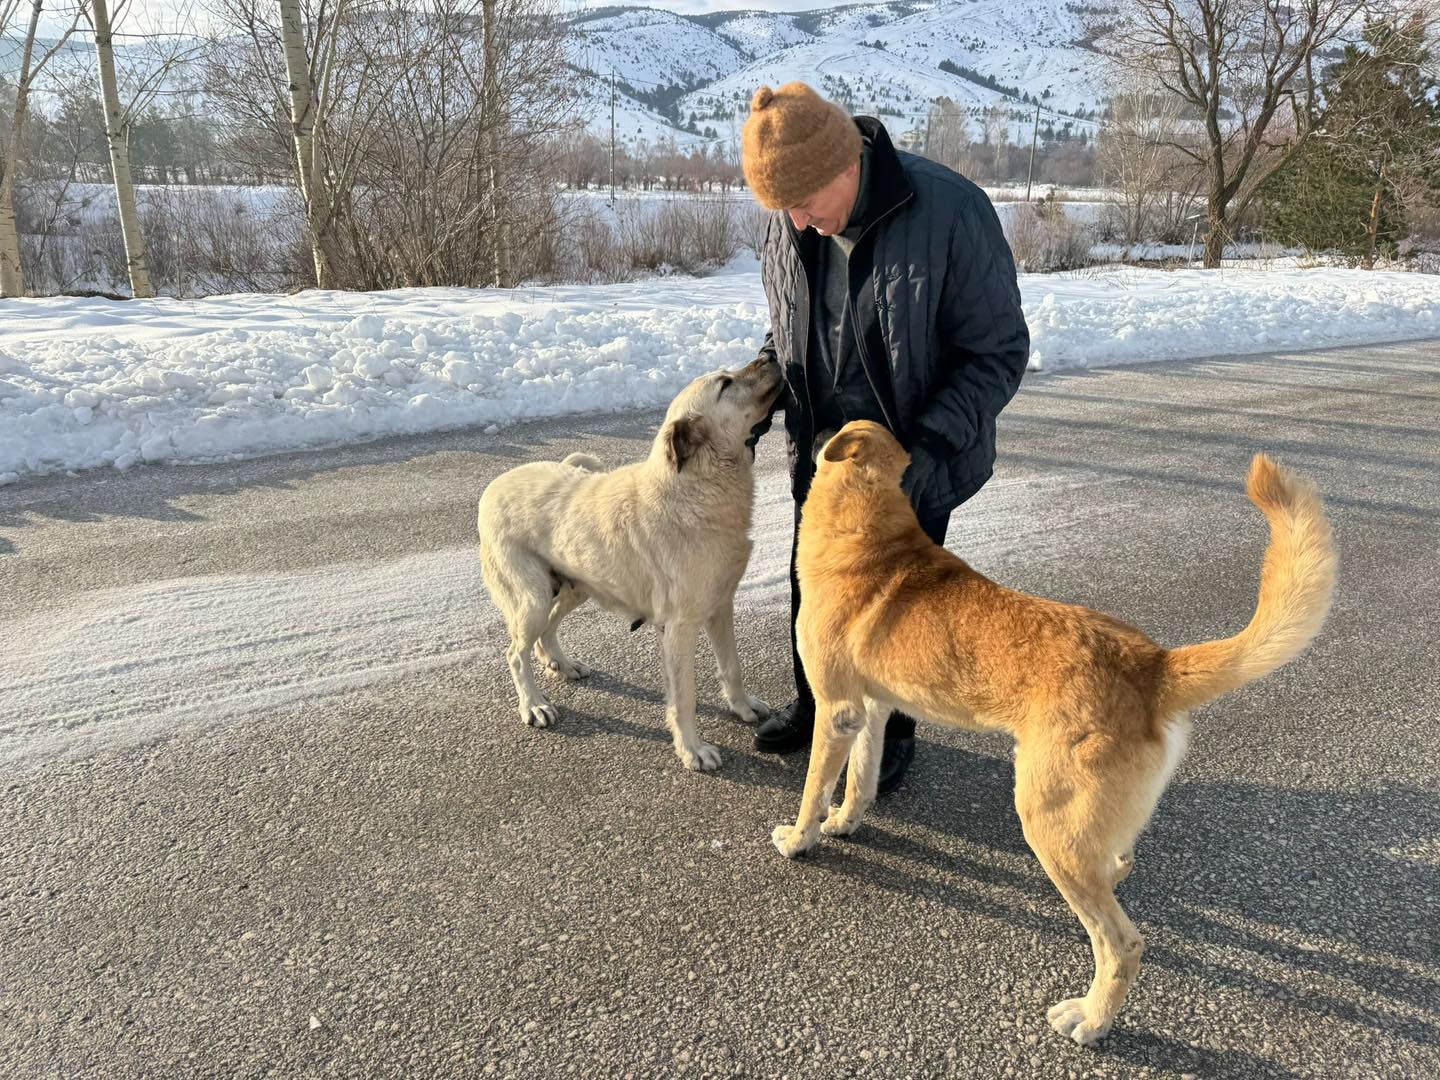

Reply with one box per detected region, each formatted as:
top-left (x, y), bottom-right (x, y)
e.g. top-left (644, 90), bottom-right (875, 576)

top-left (482, 0), bottom-right (505, 288)
top-left (278, 0), bottom-right (345, 289)
top-left (0, 0), bottom-right (44, 298)
top-left (89, 0), bottom-right (153, 298)
top-left (1363, 163), bottom-right (1386, 272)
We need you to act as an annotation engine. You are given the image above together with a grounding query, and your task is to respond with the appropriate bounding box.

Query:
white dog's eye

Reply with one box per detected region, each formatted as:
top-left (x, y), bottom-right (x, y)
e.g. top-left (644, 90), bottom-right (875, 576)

top-left (717, 377), bottom-right (733, 397)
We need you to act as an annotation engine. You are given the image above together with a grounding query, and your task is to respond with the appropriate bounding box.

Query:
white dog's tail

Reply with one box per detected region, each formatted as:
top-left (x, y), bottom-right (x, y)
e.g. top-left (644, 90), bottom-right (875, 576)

top-left (1157, 455), bottom-right (1336, 716)
top-left (562, 452), bottom-right (604, 473)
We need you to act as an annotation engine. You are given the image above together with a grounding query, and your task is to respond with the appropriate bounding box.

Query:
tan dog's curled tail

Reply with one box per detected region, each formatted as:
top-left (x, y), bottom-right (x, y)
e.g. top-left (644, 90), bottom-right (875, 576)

top-left (1159, 454), bottom-right (1337, 715)
top-left (561, 452), bottom-right (604, 473)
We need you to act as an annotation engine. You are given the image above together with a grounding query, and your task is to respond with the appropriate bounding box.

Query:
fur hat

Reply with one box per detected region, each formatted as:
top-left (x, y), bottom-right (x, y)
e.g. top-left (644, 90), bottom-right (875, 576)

top-left (741, 82), bottom-right (862, 210)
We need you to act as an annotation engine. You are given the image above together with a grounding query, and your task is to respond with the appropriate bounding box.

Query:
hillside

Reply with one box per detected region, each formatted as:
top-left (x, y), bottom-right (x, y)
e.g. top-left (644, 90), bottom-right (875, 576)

top-left (564, 0), bottom-right (1110, 151)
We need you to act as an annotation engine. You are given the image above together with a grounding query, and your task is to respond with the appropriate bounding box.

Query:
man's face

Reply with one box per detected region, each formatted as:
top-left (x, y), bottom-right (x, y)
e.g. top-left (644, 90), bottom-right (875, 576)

top-left (785, 159), bottom-right (861, 236)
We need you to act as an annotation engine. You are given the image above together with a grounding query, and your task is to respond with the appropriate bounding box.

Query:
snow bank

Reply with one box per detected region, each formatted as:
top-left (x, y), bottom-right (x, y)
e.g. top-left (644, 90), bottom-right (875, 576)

top-left (2, 263), bottom-right (1438, 483)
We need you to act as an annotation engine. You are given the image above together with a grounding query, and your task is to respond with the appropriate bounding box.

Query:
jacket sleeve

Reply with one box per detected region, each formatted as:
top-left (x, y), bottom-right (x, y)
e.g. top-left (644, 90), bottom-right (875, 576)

top-left (745, 328), bottom-right (782, 450)
top-left (911, 195), bottom-right (1029, 457)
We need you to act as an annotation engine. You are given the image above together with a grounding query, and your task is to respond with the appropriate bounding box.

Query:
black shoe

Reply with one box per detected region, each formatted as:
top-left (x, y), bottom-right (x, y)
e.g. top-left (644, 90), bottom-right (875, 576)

top-left (754, 699), bottom-right (814, 754)
top-left (876, 735), bottom-right (916, 798)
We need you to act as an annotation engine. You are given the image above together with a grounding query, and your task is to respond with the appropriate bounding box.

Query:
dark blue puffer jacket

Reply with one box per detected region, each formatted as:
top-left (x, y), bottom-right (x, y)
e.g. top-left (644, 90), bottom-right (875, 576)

top-left (754, 116), bottom-right (1030, 518)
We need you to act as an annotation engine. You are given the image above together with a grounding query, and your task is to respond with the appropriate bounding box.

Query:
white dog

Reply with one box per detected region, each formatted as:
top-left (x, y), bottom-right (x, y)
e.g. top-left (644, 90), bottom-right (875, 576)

top-left (478, 357), bottom-right (782, 771)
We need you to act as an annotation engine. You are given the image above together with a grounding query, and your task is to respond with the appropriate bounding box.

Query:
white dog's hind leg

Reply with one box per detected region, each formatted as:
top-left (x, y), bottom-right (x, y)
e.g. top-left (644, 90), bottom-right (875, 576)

top-left (484, 546), bottom-right (559, 728)
top-left (536, 583), bottom-right (591, 680)
top-left (660, 621), bottom-right (721, 771)
top-left (705, 598), bottom-right (770, 723)
top-left (823, 698), bottom-right (887, 837)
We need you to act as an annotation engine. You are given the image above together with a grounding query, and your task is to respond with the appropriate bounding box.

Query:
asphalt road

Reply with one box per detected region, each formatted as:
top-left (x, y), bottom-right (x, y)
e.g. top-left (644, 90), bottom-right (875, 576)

top-left (2, 340), bottom-right (1437, 1079)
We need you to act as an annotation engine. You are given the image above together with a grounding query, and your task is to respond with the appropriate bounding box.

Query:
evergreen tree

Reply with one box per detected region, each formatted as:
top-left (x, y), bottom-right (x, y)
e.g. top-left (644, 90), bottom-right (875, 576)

top-left (1264, 18), bottom-right (1440, 265)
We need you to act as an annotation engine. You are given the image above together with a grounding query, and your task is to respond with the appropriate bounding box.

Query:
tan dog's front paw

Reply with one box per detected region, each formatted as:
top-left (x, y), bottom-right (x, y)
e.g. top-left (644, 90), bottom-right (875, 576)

top-left (1047, 996), bottom-right (1112, 1046)
top-left (677, 741), bottom-right (723, 772)
top-left (820, 803), bottom-right (864, 837)
top-left (771, 823), bottom-right (817, 858)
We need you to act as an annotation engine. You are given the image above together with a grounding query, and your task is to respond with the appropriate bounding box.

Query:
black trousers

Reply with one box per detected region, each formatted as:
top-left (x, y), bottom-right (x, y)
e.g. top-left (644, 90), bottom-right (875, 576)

top-left (789, 498), bottom-right (951, 741)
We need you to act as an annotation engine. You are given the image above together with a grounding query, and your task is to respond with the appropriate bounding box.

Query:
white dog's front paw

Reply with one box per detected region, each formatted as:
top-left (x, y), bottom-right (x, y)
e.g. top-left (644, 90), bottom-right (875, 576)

top-left (545, 656), bottom-right (591, 681)
top-left (727, 694), bottom-right (771, 724)
top-left (522, 702), bottom-right (558, 728)
top-left (821, 802), bottom-right (865, 837)
top-left (677, 741), bottom-right (723, 772)
top-left (771, 823), bottom-right (818, 858)
top-left (1047, 996), bottom-right (1111, 1046)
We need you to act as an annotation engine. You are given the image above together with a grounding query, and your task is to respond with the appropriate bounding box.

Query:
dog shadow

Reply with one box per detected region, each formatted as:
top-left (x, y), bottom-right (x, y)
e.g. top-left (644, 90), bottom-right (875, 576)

top-left (803, 742), bottom-right (1440, 1063)
top-left (534, 665), bottom-right (813, 796)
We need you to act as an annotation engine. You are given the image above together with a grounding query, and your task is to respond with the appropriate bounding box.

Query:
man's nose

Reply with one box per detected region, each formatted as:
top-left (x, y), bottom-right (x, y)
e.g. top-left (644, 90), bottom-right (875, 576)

top-left (787, 209), bottom-right (809, 231)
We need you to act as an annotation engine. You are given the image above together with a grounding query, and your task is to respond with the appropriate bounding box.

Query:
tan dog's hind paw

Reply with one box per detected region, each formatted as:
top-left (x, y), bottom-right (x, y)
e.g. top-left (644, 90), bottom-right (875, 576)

top-left (771, 823), bottom-right (818, 858)
top-left (676, 741), bottom-right (723, 772)
top-left (1047, 997), bottom-right (1112, 1046)
top-left (820, 803), bottom-right (864, 837)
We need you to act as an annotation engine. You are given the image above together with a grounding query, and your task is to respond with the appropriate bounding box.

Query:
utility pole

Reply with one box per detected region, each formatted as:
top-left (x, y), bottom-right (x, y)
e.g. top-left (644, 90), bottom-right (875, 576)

top-left (609, 69), bottom-right (616, 205)
top-left (1025, 101), bottom-right (1040, 201)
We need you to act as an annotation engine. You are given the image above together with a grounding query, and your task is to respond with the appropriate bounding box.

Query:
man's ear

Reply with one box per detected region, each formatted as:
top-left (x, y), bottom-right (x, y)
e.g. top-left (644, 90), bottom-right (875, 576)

top-left (665, 415), bottom-right (709, 472)
top-left (822, 426), bottom-right (869, 464)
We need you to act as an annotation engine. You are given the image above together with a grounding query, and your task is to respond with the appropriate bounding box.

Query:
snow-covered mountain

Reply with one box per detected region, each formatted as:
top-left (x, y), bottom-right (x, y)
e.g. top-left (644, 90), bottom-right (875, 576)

top-left (564, 0), bottom-right (1111, 152)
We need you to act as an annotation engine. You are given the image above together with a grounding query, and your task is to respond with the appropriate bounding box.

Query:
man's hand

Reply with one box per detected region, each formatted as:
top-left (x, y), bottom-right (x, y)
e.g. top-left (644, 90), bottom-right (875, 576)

top-left (746, 391), bottom-right (784, 454)
top-left (901, 440), bottom-right (939, 505)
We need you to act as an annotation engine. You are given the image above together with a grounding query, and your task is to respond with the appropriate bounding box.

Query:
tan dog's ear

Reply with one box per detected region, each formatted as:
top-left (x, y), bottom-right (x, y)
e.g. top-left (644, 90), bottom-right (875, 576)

top-left (665, 415), bottom-right (708, 472)
top-left (822, 427), bottom-right (869, 464)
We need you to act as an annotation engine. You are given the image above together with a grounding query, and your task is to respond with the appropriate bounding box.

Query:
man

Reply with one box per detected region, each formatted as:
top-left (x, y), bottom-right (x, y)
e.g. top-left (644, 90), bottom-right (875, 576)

top-left (742, 82), bottom-right (1030, 794)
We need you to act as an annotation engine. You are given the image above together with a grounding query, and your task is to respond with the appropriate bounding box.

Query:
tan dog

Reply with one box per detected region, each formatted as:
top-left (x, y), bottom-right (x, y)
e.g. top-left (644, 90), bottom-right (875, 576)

top-left (772, 420), bottom-right (1336, 1044)
top-left (478, 357), bottom-right (782, 771)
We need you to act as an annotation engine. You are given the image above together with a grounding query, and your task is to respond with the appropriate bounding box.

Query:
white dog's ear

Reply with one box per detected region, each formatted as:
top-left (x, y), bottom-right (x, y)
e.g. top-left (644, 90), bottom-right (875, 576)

top-left (665, 415), bottom-right (709, 472)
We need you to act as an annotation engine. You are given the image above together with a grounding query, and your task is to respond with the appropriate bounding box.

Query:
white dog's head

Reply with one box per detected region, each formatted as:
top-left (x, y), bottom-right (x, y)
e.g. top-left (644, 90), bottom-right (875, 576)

top-left (656, 357), bottom-right (783, 475)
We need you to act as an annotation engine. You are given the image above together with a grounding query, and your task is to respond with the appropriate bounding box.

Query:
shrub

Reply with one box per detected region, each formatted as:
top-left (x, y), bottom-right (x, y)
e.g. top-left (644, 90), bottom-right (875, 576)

top-left (1003, 198), bottom-right (1093, 271)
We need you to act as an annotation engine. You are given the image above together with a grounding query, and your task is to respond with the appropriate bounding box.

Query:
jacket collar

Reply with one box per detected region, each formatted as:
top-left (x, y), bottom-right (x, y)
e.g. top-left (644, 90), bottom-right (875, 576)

top-left (853, 116), bottom-right (913, 224)
top-left (783, 116), bottom-right (913, 252)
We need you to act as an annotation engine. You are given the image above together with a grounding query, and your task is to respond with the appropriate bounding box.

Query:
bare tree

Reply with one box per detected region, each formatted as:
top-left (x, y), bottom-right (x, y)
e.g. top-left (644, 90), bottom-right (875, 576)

top-left (354, 0), bottom-right (572, 287)
top-left (925, 97), bottom-right (972, 174)
top-left (86, 0), bottom-right (149, 297)
top-left (275, 0), bottom-right (359, 288)
top-left (481, 0), bottom-right (503, 286)
top-left (1, 0), bottom-right (83, 296)
top-left (982, 104), bottom-right (1009, 183)
top-left (203, 0), bottom-right (389, 287)
top-left (1098, 77), bottom-right (1201, 245)
top-left (1104, 0), bottom-right (1375, 266)
top-left (207, 0), bottom-right (567, 290)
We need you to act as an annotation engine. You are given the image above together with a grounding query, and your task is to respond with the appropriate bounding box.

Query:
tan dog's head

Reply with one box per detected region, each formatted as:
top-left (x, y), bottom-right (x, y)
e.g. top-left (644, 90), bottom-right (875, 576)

top-left (815, 421), bottom-right (910, 490)
top-left (657, 356), bottom-right (783, 474)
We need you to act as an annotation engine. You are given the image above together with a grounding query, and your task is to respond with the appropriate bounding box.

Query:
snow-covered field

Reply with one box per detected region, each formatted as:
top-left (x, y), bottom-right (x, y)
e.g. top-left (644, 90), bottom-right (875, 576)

top-left (2, 259), bottom-right (1438, 485)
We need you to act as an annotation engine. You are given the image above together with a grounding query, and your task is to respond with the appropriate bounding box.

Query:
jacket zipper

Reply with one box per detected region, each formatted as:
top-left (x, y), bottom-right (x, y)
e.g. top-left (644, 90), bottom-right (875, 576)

top-left (844, 191), bottom-right (914, 436)
top-left (784, 223), bottom-right (816, 437)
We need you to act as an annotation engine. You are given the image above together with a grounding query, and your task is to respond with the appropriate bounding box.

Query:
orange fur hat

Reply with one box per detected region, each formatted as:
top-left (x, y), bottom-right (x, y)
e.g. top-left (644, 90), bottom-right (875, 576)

top-left (741, 82), bottom-right (862, 210)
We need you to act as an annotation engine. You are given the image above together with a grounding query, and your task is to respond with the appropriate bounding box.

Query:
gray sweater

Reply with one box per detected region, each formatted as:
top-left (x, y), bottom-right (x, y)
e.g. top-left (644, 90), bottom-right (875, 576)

top-left (809, 141), bottom-right (889, 455)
